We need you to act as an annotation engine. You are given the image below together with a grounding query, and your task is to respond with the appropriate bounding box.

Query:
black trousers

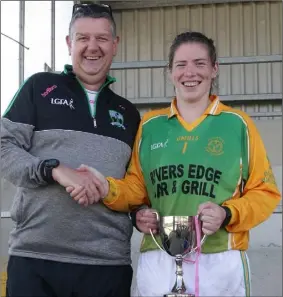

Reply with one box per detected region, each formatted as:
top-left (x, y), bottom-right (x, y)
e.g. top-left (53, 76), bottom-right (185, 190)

top-left (6, 256), bottom-right (133, 297)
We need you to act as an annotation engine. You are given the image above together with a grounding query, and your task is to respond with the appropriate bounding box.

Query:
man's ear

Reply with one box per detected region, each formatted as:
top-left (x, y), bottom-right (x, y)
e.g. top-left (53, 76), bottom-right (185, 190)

top-left (113, 35), bottom-right (120, 56)
top-left (66, 35), bottom-right (72, 55)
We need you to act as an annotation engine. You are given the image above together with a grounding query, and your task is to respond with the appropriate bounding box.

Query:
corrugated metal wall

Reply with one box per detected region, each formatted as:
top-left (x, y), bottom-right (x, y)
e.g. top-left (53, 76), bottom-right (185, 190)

top-left (110, 1), bottom-right (282, 117)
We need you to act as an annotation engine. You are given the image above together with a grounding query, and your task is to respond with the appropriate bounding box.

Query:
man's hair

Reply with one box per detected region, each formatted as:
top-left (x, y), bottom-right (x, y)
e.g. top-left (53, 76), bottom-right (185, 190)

top-left (69, 9), bottom-right (117, 38)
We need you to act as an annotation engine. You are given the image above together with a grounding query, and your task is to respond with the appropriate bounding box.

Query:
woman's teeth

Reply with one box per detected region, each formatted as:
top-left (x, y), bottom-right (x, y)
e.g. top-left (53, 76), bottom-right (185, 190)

top-left (182, 81), bottom-right (200, 87)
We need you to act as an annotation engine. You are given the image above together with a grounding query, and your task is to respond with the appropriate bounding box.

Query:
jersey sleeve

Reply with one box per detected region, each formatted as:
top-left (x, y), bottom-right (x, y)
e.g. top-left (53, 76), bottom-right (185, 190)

top-left (102, 120), bottom-right (150, 212)
top-left (222, 115), bottom-right (281, 232)
top-left (1, 75), bottom-right (47, 188)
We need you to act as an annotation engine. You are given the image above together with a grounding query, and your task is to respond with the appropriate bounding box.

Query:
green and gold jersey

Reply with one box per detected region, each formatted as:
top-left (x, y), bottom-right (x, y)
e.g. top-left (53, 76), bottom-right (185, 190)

top-left (104, 96), bottom-right (281, 253)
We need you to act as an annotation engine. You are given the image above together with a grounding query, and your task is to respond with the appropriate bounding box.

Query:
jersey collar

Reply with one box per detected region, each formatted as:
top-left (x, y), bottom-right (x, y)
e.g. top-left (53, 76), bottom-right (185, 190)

top-left (168, 95), bottom-right (222, 119)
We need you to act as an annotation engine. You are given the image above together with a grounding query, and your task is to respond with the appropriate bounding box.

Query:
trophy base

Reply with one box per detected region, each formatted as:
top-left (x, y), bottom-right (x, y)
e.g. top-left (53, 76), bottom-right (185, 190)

top-left (164, 293), bottom-right (194, 297)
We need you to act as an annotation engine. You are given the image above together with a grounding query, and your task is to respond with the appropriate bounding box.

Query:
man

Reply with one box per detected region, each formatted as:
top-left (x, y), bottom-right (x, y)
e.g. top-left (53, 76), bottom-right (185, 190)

top-left (2, 4), bottom-right (141, 297)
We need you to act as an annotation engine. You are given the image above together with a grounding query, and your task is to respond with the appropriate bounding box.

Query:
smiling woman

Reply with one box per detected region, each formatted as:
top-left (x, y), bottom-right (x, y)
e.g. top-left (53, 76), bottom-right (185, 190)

top-left (79, 31), bottom-right (281, 297)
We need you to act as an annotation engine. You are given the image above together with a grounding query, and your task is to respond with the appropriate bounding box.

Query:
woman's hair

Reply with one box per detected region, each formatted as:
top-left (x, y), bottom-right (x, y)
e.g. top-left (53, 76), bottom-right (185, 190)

top-left (168, 31), bottom-right (217, 71)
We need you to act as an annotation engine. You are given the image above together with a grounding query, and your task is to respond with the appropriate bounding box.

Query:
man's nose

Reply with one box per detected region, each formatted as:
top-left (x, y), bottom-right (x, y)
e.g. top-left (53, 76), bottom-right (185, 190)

top-left (88, 38), bottom-right (99, 51)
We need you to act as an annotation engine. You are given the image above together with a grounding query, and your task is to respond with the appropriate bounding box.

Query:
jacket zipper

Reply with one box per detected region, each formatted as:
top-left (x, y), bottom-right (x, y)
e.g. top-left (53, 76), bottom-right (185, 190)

top-left (76, 76), bottom-right (115, 128)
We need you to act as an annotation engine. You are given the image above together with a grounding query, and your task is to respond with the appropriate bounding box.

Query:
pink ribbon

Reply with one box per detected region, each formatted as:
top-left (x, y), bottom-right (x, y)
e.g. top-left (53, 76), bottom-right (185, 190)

top-left (183, 215), bottom-right (201, 297)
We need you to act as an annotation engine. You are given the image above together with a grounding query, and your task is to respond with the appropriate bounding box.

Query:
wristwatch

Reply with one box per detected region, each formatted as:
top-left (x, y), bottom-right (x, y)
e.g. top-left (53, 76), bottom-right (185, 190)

top-left (40, 159), bottom-right (60, 183)
top-left (220, 206), bottom-right (232, 228)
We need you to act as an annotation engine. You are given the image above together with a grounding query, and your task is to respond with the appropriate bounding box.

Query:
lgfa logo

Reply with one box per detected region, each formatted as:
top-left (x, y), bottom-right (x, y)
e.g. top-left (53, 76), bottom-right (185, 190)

top-left (51, 98), bottom-right (75, 110)
top-left (151, 139), bottom-right (168, 150)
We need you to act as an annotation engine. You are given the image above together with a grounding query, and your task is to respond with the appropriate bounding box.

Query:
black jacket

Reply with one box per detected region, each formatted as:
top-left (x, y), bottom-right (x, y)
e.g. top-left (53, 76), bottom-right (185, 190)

top-left (1, 65), bottom-right (141, 265)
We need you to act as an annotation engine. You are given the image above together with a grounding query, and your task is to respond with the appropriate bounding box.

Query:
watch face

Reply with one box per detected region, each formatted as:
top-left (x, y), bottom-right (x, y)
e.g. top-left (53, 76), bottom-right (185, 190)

top-left (46, 159), bottom-right (59, 168)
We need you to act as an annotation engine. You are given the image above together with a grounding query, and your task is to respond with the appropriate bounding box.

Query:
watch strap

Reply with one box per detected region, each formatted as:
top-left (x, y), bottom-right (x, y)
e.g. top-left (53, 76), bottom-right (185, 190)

top-left (220, 206), bottom-right (232, 228)
top-left (40, 159), bottom-right (60, 184)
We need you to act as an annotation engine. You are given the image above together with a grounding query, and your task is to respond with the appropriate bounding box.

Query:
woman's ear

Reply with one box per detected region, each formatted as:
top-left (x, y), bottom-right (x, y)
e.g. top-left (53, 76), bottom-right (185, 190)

top-left (212, 61), bottom-right (219, 79)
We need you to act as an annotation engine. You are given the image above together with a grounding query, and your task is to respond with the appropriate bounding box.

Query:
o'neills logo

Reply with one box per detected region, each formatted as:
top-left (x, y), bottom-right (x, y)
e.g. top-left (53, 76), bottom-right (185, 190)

top-left (41, 85), bottom-right (57, 97)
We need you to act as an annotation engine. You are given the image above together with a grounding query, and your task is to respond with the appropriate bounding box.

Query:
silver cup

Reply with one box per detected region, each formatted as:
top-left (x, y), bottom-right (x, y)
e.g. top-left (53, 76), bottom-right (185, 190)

top-left (150, 214), bottom-right (206, 297)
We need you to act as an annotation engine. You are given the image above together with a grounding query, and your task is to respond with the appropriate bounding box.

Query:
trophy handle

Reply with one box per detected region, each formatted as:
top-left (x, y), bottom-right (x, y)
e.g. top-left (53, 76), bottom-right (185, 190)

top-left (149, 211), bottom-right (166, 252)
top-left (183, 214), bottom-right (207, 255)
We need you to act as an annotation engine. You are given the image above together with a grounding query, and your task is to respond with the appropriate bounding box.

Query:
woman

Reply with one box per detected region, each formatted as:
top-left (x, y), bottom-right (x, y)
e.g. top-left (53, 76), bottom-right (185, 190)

top-left (68, 31), bottom-right (281, 296)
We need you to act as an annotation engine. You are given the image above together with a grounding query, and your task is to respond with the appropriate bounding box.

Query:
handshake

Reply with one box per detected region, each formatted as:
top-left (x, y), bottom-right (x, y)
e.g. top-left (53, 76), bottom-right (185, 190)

top-left (51, 163), bottom-right (159, 234)
top-left (52, 164), bottom-right (109, 207)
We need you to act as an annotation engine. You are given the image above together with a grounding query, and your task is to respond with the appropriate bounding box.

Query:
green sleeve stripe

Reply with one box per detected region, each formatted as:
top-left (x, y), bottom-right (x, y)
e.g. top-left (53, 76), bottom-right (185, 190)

top-left (240, 251), bottom-right (251, 297)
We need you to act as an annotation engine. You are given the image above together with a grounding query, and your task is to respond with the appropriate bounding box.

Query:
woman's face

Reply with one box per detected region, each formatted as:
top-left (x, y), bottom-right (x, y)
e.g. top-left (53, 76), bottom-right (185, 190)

top-left (170, 42), bottom-right (218, 103)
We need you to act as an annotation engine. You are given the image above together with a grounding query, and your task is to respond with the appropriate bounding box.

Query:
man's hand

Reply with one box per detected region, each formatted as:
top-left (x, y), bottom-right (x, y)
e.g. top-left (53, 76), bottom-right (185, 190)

top-left (65, 164), bottom-right (109, 206)
top-left (52, 164), bottom-right (105, 206)
top-left (197, 202), bottom-right (226, 235)
top-left (136, 208), bottom-right (159, 234)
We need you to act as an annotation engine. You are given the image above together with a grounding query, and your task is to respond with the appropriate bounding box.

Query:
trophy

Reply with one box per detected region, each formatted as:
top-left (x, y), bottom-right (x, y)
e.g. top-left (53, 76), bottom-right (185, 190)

top-left (150, 213), bottom-right (206, 297)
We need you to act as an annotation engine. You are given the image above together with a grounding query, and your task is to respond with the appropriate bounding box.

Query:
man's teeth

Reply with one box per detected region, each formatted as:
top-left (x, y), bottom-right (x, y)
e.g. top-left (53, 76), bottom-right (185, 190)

top-left (183, 82), bottom-right (199, 87)
top-left (85, 57), bottom-right (100, 60)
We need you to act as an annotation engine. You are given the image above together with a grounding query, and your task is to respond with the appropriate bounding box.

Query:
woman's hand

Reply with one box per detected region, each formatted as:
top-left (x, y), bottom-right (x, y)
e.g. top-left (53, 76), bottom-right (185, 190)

top-left (197, 202), bottom-right (226, 235)
top-left (136, 208), bottom-right (159, 234)
top-left (66, 164), bottom-right (109, 206)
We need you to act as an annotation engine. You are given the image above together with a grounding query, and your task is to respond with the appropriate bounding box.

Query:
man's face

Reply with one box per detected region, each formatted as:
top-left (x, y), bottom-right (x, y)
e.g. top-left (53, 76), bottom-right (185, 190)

top-left (66, 17), bottom-right (119, 87)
